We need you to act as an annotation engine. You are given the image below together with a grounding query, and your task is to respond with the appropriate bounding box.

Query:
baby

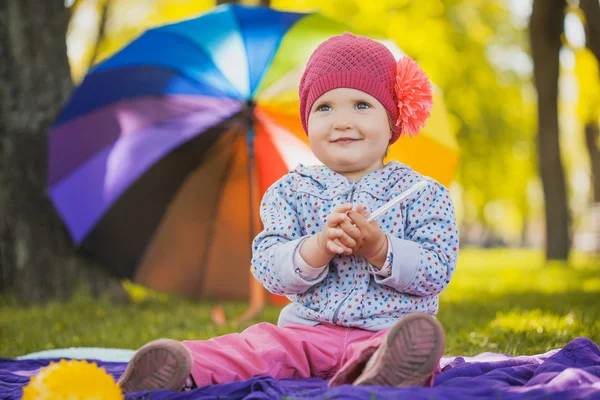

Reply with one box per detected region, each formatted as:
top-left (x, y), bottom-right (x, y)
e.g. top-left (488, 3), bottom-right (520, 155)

top-left (118, 32), bottom-right (458, 393)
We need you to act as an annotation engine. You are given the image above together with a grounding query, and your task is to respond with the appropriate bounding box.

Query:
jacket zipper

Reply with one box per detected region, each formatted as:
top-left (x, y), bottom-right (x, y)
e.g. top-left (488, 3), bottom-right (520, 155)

top-left (348, 184), bottom-right (357, 204)
top-left (331, 184), bottom-right (357, 324)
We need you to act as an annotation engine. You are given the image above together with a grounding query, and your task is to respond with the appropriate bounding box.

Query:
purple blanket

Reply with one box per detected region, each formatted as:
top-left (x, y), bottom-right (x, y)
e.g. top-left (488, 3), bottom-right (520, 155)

top-left (2, 337), bottom-right (600, 399)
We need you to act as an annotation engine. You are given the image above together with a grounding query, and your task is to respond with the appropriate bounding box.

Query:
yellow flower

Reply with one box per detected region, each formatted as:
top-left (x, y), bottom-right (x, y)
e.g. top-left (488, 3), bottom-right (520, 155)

top-left (22, 359), bottom-right (123, 400)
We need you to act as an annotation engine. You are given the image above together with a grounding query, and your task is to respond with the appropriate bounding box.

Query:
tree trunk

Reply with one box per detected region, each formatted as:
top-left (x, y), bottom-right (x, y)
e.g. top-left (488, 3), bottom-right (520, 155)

top-left (585, 122), bottom-right (600, 202)
top-left (529, 0), bottom-right (570, 261)
top-left (0, 0), bottom-right (117, 303)
top-left (581, 0), bottom-right (600, 62)
top-left (581, 0), bottom-right (600, 205)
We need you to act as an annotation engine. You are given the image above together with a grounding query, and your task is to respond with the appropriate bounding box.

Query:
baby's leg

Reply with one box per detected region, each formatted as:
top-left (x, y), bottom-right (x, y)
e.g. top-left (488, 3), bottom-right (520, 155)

top-left (330, 313), bottom-right (445, 387)
top-left (118, 338), bottom-right (192, 393)
top-left (183, 322), bottom-right (345, 387)
top-left (118, 322), bottom-right (345, 393)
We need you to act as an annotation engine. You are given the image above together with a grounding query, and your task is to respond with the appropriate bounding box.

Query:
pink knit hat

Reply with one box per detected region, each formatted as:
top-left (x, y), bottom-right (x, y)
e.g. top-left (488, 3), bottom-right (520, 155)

top-left (298, 32), bottom-right (433, 144)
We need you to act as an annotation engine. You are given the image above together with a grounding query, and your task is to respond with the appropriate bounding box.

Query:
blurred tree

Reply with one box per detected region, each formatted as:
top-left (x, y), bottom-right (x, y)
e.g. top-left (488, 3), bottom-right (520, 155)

top-left (581, 0), bottom-right (600, 61)
top-left (575, 49), bottom-right (600, 202)
top-left (585, 122), bottom-right (600, 201)
top-left (580, 0), bottom-right (600, 202)
top-left (0, 1), bottom-right (123, 303)
top-left (529, 0), bottom-right (570, 260)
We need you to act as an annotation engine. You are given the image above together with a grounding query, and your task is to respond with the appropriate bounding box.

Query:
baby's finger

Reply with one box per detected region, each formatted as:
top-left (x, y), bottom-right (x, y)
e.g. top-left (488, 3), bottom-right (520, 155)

top-left (328, 239), bottom-right (350, 255)
top-left (347, 210), bottom-right (372, 231)
top-left (337, 232), bottom-right (357, 249)
top-left (334, 203), bottom-right (353, 214)
top-left (326, 241), bottom-right (342, 254)
top-left (327, 212), bottom-right (348, 227)
top-left (327, 227), bottom-right (345, 240)
top-left (340, 221), bottom-right (364, 249)
top-left (333, 238), bottom-right (353, 255)
top-left (356, 203), bottom-right (371, 217)
top-left (340, 218), bottom-right (362, 240)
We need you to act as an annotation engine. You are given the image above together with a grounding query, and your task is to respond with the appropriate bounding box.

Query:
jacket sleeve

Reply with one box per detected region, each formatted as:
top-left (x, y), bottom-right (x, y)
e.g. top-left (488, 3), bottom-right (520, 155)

top-left (371, 180), bottom-right (459, 297)
top-left (251, 175), bottom-right (329, 295)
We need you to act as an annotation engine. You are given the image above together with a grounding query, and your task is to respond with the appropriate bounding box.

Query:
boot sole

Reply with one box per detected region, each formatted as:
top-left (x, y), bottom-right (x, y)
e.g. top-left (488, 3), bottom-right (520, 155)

top-left (117, 338), bottom-right (192, 393)
top-left (354, 313), bottom-right (445, 387)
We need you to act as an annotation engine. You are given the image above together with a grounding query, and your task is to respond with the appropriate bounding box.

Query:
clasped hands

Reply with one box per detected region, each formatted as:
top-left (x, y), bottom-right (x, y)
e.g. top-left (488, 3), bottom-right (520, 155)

top-left (317, 204), bottom-right (388, 269)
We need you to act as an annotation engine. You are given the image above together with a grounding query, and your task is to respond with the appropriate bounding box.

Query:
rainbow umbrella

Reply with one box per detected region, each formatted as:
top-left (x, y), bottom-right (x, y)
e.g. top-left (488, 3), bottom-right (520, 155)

top-left (47, 4), bottom-right (458, 301)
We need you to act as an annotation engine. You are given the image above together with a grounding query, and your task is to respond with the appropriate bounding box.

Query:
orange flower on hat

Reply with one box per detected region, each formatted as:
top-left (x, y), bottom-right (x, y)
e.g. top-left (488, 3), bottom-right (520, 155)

top-left (394, 57), bottom-right (433, 137)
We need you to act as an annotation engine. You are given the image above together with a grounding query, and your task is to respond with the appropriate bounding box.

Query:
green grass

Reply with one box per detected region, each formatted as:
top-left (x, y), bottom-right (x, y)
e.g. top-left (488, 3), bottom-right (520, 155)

top-left (1, 248), bottom-right (599, 358)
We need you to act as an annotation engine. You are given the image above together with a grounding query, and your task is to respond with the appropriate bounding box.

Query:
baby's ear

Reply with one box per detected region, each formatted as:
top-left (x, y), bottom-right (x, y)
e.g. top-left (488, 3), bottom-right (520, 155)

top-left (387, 114), bottom-right (395, 134)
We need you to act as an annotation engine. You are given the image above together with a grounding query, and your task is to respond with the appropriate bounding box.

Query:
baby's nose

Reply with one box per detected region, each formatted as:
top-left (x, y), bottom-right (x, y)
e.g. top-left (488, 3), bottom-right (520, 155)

top-left (333, 115), bottom-right (353, 130)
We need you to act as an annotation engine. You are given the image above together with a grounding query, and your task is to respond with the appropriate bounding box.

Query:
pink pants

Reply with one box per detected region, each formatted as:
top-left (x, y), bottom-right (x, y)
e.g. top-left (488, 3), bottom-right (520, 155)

top-left (182, 322), bottom-right (391, 388)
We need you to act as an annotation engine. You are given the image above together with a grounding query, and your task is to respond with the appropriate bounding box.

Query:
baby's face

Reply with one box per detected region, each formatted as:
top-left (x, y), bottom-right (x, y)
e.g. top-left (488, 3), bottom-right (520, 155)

top-left (307, 88), bottom-right (392, 181)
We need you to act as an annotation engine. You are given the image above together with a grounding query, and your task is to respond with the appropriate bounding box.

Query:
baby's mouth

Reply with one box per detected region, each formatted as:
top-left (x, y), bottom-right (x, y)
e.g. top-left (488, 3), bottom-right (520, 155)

top-left (332, 138), bottom-right (361, 145)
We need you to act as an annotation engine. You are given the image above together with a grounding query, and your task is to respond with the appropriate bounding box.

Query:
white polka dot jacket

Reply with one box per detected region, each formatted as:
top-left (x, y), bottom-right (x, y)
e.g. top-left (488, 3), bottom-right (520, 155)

top-left (251, 160), bottom-right (459, 331)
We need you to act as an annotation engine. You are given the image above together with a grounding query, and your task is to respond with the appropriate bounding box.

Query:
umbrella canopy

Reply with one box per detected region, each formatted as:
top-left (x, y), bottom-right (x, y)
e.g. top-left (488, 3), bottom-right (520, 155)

top-left (47, 4), bottom-right (459, 301)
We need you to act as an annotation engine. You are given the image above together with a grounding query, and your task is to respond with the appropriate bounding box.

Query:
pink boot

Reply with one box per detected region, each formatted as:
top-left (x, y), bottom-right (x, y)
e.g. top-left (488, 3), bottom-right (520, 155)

top-left (117, 338), bottom-right (193, 393)
top-left (353, 313), bottom-right (445, 387)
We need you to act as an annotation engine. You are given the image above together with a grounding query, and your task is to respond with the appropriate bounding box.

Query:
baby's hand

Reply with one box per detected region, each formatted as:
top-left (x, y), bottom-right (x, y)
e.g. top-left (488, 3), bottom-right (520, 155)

top-left (345, 204), bottom-right (387, 262)
top-left (317, 204), bottom-right (360, 256)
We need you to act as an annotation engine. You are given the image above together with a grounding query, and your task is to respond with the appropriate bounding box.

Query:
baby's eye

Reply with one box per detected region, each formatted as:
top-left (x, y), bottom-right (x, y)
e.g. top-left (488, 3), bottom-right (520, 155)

top-left (317, 104), bottom-right (331, 112)
top-left (355, 102), bottom-right (371, 110)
